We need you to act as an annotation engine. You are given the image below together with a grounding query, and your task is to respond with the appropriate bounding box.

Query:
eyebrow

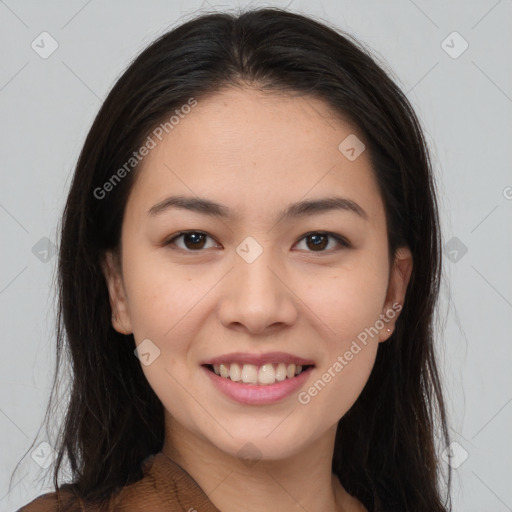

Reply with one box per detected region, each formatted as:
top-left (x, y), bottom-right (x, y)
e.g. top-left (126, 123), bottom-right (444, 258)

top-left (147, 194), bottom-right (368, 222)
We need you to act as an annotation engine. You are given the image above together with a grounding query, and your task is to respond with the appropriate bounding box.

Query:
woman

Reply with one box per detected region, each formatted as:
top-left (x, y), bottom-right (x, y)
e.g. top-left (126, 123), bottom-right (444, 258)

top-left (16, 7), bottom-right (451, 512)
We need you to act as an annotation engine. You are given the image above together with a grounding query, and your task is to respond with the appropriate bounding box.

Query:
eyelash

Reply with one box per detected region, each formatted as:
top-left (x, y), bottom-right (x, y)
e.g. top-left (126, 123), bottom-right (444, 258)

top-left (164, 230), bottom-right (350, 254)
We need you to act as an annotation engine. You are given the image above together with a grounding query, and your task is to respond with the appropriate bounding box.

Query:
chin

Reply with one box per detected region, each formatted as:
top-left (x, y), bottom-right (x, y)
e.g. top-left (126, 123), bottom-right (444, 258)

top-left (195, 416), bottom-right (326, 463)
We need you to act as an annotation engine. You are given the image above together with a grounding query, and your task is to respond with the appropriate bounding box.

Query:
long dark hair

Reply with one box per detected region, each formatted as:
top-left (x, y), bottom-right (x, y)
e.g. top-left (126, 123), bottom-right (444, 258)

top-left (14, 7), bottom-right (451, 511)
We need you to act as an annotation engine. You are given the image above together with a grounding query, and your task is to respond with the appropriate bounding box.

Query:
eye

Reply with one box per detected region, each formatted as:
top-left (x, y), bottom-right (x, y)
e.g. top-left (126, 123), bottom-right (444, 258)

top-left (164, 230), bottom-right (350, 253)
top-left (164, 231), bottom-right (220, 251)
top-left (294, 232), bottom-right (350, 253)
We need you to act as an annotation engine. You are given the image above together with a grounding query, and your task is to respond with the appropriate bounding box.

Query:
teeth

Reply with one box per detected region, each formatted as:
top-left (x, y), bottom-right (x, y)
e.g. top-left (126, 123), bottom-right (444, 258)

top-left (229, 363), bottom-right (242, 382)
top-left (219, 364), bottom-right (229, 378)
top-left (211, 362), bottom-right (307, 385)
top-left (258, 363), bottom-right (276, 385)
top-left (275, 363), bottom-right (287, 381)
top-left (241, 364), bottom-right (258, 384)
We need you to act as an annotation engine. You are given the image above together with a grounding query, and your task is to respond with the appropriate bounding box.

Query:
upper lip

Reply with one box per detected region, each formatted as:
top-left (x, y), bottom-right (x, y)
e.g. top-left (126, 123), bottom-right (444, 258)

top-left (202, 352), bottom-right (315, 367)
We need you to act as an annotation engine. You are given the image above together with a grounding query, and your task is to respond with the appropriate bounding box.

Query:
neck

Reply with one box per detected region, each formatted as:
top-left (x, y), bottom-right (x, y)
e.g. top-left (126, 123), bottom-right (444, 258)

top-left (162, 416), bottom-right (363, 512)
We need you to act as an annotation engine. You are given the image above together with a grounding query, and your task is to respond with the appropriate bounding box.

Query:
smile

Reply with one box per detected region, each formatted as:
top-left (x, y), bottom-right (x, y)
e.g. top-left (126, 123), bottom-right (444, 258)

top-left (201, 352), bottom-right (315, 405)
top-left (208, 362), bottom-right (309, 385)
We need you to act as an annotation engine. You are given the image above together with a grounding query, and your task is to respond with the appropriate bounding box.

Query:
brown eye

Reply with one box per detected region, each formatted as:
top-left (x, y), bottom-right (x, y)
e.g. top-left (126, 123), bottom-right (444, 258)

top-left (165, 231), bottom-right (219, 251)
top-left (306, 233), bottom-right (328, 251)
top-left (295, 232), bottom-right (349, 253)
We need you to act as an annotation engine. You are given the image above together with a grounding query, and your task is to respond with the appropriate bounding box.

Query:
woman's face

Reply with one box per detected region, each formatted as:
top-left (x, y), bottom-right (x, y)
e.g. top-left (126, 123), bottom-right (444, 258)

top-left (103, 87), bottom-right (412, 461)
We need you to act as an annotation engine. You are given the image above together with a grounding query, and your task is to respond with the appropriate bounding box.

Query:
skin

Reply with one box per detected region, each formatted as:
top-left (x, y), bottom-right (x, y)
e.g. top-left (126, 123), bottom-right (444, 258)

top-left (102, 86), bottom-right (413, 512)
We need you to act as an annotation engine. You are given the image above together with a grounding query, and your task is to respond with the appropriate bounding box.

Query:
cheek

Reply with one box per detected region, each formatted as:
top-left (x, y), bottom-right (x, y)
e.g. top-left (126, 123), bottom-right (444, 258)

top-left (122, 257), bottom-right (207, 420)
top-left (123, 246), bottom-right (200, 336)
top-left (302, 258), bottom-right (389, 342)
top-left (298, 344), bottom-right (377, 434)
top-left (293, 256), bottom-right (388, 420)
top-left (122, 249), bottom-right (228, 399)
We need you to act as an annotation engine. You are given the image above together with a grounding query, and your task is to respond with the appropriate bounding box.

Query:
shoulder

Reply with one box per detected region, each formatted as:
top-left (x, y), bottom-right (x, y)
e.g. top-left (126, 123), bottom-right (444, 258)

top-left (16, 455), bottom-right (158, 512)
top-left (17, 489), bottom-right (87, 512)
top-left (17, 452), bottom-right (220, 512)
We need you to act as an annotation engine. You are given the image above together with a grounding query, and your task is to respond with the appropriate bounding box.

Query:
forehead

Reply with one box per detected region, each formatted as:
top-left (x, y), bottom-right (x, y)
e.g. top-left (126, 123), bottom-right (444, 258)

top-left (125, 87), bottom-right (385, 228)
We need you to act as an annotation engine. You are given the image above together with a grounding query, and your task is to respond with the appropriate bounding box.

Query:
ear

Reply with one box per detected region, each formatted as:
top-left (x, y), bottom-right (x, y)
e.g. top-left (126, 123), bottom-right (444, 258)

top-left (100, 250), bottom-right (133, 335)
top-left (379, 246), bottom-right (413, 342)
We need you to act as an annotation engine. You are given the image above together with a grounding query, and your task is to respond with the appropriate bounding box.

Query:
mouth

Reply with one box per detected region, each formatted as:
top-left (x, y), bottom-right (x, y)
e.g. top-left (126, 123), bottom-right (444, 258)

top-left (201, 356), bottom-right (315, 405)
top-left (204, 362), bottom-right (314, 386)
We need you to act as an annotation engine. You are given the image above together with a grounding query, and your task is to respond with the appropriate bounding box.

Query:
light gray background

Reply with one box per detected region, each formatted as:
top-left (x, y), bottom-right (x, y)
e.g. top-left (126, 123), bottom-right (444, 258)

top-left (1, 1), bottom-right (511, 511)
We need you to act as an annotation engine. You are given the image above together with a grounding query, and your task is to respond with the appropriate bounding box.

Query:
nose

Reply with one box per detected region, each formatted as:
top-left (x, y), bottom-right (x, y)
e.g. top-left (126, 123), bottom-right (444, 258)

top-left (217, 245), bottom-right (299, 335)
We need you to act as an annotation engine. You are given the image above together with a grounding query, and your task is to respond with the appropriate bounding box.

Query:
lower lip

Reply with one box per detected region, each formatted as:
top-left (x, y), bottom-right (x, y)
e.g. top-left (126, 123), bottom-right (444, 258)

top-left (202, 366), bottom-right (314, 405)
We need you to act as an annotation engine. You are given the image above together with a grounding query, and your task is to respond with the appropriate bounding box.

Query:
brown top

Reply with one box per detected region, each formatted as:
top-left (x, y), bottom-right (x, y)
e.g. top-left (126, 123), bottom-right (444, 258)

top-left (17, 452), bottom-right (221, 512)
